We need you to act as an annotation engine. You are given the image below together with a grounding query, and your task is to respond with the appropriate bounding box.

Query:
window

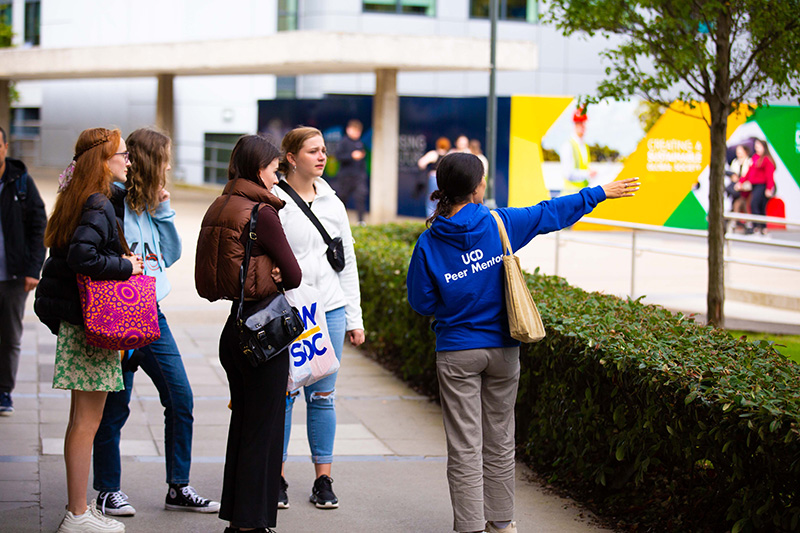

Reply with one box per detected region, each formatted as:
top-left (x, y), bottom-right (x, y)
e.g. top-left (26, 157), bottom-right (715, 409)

top-left (276, 76), bottom-right (296, 99)
top-left (278, 0), bottom-right (297, 32)
top-left (24, 0), bottom-right (40, 46)
top-left (204, 133), bottom-right (243, 184)
top-left (363, 0), bottom-right (435, 16)
top-left (0, 3), bottom-right (11, 47)
top-left (470, 0), bottom-right (538, 22)
top-left (11, 107), bottom-right (40, 139)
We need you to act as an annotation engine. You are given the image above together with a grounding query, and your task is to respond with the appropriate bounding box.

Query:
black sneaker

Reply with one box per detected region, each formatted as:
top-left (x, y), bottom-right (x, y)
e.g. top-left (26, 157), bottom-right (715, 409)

top-left (165, 485), bottom-right (221, 513)
top-left (0, 392), bottom-right (14, 416)
top-left (96, 490), bottom-right (136, 516)
top-left (278, 476), bottom-right (289, 509)
top-left (309, 475), bottom-right (338, 509)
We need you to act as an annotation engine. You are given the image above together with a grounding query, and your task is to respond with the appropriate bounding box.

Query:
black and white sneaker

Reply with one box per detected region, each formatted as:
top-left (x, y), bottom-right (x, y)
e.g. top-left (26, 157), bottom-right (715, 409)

top-left (278, 476), bottom-right (290, 509)
top-left (165, 485), bottom-right (221, 513)
top-left (0, 392), bottom-right (14, 416)
top-left (96, 490), bottom-right (136, 516)
top-left (309, 475), bottom-right (338, 509)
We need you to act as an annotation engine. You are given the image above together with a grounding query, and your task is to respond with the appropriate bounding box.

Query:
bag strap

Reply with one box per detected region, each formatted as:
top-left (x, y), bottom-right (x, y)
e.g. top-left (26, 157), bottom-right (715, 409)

top-left (490, 211), bottom-right (514, 256)
top-left (237, 203), bottom-right (261, 325)
top-left (277, 179), bottom-right (334, 246)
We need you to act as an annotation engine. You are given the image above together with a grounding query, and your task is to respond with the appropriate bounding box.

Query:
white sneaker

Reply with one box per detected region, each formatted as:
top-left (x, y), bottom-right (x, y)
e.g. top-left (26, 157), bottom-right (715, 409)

top-left (485, 521), bottom-right (517, 533)
top-left (56, 500), bottom-right (125, 532)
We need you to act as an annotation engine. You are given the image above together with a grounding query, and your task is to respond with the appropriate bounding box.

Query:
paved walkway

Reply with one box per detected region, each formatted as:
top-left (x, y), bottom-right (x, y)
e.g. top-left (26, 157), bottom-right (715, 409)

top-left (1, 171), bottom-right (609, 533)
top-left (2, 169), bottom-right (798, 532)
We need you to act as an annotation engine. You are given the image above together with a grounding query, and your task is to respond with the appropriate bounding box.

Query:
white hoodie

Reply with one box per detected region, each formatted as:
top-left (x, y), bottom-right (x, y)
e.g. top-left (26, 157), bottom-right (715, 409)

top-left (274, 177), bottom-right (364, 332)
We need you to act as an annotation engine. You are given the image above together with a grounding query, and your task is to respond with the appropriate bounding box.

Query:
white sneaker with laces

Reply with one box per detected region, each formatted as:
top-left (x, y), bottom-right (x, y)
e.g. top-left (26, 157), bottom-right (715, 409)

top-left (56, 500), bottom-right (125, 532)
top-left (97, 491), bottom-right (136, 516)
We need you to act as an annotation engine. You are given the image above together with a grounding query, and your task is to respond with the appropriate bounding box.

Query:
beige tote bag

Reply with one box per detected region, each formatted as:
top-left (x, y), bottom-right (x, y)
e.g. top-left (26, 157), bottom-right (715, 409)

top-left (490, 211), bottom-right (546, 343)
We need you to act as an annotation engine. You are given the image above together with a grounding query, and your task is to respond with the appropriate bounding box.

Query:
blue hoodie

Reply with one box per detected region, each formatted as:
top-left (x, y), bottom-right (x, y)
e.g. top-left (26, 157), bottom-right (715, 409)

top-left (406, 186), bottom-right (606, 352)
top-left (114, 183), bottom-right (182, 302)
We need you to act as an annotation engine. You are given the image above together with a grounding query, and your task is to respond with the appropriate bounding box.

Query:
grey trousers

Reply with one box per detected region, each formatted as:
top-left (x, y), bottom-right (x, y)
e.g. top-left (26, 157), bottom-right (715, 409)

top-left (436, 346), bottom-right (520, 533)
top-left (0, 279), bottom-right (28, 393)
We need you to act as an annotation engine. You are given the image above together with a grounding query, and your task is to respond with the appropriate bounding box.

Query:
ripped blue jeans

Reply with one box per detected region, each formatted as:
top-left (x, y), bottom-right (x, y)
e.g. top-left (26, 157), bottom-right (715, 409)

top-left (283, 306), bottom-right (346, 464)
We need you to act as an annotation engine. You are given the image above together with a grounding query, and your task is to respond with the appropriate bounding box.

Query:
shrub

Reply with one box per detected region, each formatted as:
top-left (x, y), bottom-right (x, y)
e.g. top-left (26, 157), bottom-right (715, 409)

top-left (353, 222), bottom-right (800, 532)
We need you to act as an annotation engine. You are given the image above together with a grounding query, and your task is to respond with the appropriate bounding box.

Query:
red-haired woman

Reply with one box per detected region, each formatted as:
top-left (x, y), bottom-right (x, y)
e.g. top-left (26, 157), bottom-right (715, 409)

top-left (35, 128), bottom-right (143, 533)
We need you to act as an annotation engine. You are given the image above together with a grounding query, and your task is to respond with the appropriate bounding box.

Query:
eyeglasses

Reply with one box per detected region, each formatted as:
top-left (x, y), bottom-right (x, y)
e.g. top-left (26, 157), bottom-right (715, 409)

top-left (115, 151), bottom-right (130, 163)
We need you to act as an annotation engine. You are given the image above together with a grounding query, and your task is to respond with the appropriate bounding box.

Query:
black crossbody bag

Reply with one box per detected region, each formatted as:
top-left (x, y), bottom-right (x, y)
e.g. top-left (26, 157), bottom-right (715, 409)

top-left (237, 203), bottom-right (303, 367)
top-left (277, 180), bottom-right (345, 272)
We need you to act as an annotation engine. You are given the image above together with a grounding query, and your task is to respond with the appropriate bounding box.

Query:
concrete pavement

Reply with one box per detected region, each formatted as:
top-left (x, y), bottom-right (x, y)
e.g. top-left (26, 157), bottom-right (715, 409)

top-left (1, 170), bottom-right (610, 533)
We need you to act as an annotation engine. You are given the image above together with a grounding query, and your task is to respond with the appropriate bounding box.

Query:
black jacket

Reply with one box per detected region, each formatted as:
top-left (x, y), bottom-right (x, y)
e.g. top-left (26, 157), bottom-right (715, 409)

top-left (34, 189), bottom-right (132, 335)
top-left (0, 158), bottom-right (47, 280)
top-left (335, 135), bottom-right (367, 178)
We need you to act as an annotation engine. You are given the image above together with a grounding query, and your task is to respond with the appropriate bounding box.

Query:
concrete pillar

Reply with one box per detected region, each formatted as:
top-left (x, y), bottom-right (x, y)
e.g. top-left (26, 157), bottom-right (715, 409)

top-left (369, 68), bottom-right (399, 224)
top-left (0, 79), bottom-right (10, 144)
top-left (156, 74), bottom-right (175, 140)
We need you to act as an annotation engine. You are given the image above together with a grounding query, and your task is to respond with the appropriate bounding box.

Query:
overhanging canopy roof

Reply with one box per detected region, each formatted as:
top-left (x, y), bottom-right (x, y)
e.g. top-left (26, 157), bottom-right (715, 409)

top-left (0, 31), bottom-right (537, 80)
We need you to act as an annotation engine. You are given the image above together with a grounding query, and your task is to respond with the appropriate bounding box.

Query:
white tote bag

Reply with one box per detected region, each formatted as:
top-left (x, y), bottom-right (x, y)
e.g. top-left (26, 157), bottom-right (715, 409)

top-left (284, 283), bottom-right (340, 392)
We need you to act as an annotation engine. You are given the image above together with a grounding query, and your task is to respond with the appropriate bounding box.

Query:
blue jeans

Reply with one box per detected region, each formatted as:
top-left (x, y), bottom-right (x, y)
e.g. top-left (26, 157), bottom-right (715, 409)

top-left (283, 306), bottom-right (346, 464)
top-left (93, 308), bottom-right (194, 491)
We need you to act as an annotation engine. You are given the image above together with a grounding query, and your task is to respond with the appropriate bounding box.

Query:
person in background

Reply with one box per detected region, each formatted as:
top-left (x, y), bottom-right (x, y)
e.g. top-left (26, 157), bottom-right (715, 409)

top-left (727, 144), bottom-right (752, 232)
top-left (334, 119), bottom-right (368, 224)
top-left (35, 127), bottom-right (143, 533)
top-left (275, 126), bottom-right (365, 511)
top-left (740, 138), bottom-right (776, 235)
top-left (452, 135), bottom-right (471, 154)
top-left (0, 126), bottom-right (47, 416)
top-left (417, 137), bottom-right (451, 217)
top-left (93, 128), bottom-right (220, 518)
top-left (469, 138), bottom-right (489, 178)
top-left (559, 107), bottom-right (597, 196)
top-left (406, 152), bottom-right (638, 533)
top-left (196, 134), bottom-right (301, 533)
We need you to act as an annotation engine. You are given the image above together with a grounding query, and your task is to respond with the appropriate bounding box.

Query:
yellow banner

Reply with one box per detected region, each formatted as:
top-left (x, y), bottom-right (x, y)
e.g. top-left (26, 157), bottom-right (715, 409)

top-left (507, 95), bottom-right (573, 207)
top-left (579, 101), bottom-right (751, 229)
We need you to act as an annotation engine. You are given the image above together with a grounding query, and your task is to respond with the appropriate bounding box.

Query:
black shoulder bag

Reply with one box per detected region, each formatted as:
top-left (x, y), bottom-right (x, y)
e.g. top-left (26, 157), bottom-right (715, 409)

top-left (237, 203), bottom-right (304, 367)
top-left (277, 180), bottom-right (345, 272)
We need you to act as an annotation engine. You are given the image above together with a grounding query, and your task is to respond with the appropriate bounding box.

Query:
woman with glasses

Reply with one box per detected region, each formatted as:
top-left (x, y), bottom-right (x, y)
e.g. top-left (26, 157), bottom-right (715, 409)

top-left (92, 128), bottom-right (220, 519)
top-left (35, 128), bottom-right (143, 533)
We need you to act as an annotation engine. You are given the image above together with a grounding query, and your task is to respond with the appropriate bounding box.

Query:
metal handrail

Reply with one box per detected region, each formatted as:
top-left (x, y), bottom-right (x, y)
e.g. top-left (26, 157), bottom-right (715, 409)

top-left (723, 212), bottom-right (800, 227)
top-left (552, 216), bottom-right (800, 298)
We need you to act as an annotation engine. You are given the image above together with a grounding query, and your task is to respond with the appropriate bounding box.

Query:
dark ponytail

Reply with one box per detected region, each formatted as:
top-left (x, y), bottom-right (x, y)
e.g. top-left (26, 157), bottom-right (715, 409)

top-left (426, 152), bottom-right (484, 226)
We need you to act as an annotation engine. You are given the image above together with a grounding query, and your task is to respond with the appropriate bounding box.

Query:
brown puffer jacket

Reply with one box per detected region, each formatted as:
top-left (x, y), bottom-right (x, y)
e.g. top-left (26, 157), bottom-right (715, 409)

top-left (195, 178), bottom-right (286, 302)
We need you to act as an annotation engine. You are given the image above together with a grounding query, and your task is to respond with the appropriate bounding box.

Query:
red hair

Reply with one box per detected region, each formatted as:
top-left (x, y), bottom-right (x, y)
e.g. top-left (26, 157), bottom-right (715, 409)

top-left (44, 128), bottom-right (121, 249)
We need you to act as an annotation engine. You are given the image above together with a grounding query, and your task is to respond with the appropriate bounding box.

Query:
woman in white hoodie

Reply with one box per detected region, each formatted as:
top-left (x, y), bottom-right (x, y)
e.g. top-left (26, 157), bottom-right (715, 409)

top-left (274, 126), bottom-right (365, 510)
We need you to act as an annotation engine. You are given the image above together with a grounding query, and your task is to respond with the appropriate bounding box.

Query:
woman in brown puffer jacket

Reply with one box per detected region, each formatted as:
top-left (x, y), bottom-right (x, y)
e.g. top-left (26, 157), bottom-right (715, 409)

top-left (195, 135), bottom-right (301, 533)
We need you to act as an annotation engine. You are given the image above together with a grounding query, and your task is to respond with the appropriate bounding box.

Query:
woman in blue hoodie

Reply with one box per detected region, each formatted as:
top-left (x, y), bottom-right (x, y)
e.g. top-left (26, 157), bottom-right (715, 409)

top-left (92, 128), bottom-right (220, 518)
top-left (407, 153), bottom-right (638, 533)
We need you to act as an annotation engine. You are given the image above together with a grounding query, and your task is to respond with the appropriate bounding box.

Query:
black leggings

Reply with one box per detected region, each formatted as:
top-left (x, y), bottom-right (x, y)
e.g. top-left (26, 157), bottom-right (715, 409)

top-left (750, 183), bottom-right (768, 230)
top-left (218, 309), bottom-right (288, 529)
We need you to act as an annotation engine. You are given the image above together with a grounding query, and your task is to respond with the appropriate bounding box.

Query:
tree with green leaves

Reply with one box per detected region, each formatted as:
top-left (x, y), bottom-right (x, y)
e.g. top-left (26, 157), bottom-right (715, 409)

top-left (544, 0), bottom-right (800, 327)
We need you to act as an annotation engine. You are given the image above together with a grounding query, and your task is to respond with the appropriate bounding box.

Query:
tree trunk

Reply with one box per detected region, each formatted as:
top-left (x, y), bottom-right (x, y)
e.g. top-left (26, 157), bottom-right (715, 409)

top-left (707, 101), bottom-right (728, 327)
top-left (707, 8), bottom-right (733, 328)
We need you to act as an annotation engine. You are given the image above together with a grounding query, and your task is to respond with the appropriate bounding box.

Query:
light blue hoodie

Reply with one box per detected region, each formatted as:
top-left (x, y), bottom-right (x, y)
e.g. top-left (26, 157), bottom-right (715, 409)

top-left (115, 183), bottom-right (182, 302)
top-left (407, 186), bottom-right (606, 352)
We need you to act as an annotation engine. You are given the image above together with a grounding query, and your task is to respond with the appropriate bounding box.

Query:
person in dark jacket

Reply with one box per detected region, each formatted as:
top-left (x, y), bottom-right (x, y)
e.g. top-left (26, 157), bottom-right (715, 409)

top-left (35, 127), bottom-right (143, 533)
top-left (0, 126), bottom-right (47, 416)
top-left (406, 153), bottom-right (639, 533)
top-left (195, 134), bottom-right (301, 533)
top-left (334, 119), bottom-right (368, 223)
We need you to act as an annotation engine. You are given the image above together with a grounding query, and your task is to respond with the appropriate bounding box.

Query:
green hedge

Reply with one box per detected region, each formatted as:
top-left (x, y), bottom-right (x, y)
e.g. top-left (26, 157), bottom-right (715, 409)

top-left (353, 223), bottom-right (800, 533)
